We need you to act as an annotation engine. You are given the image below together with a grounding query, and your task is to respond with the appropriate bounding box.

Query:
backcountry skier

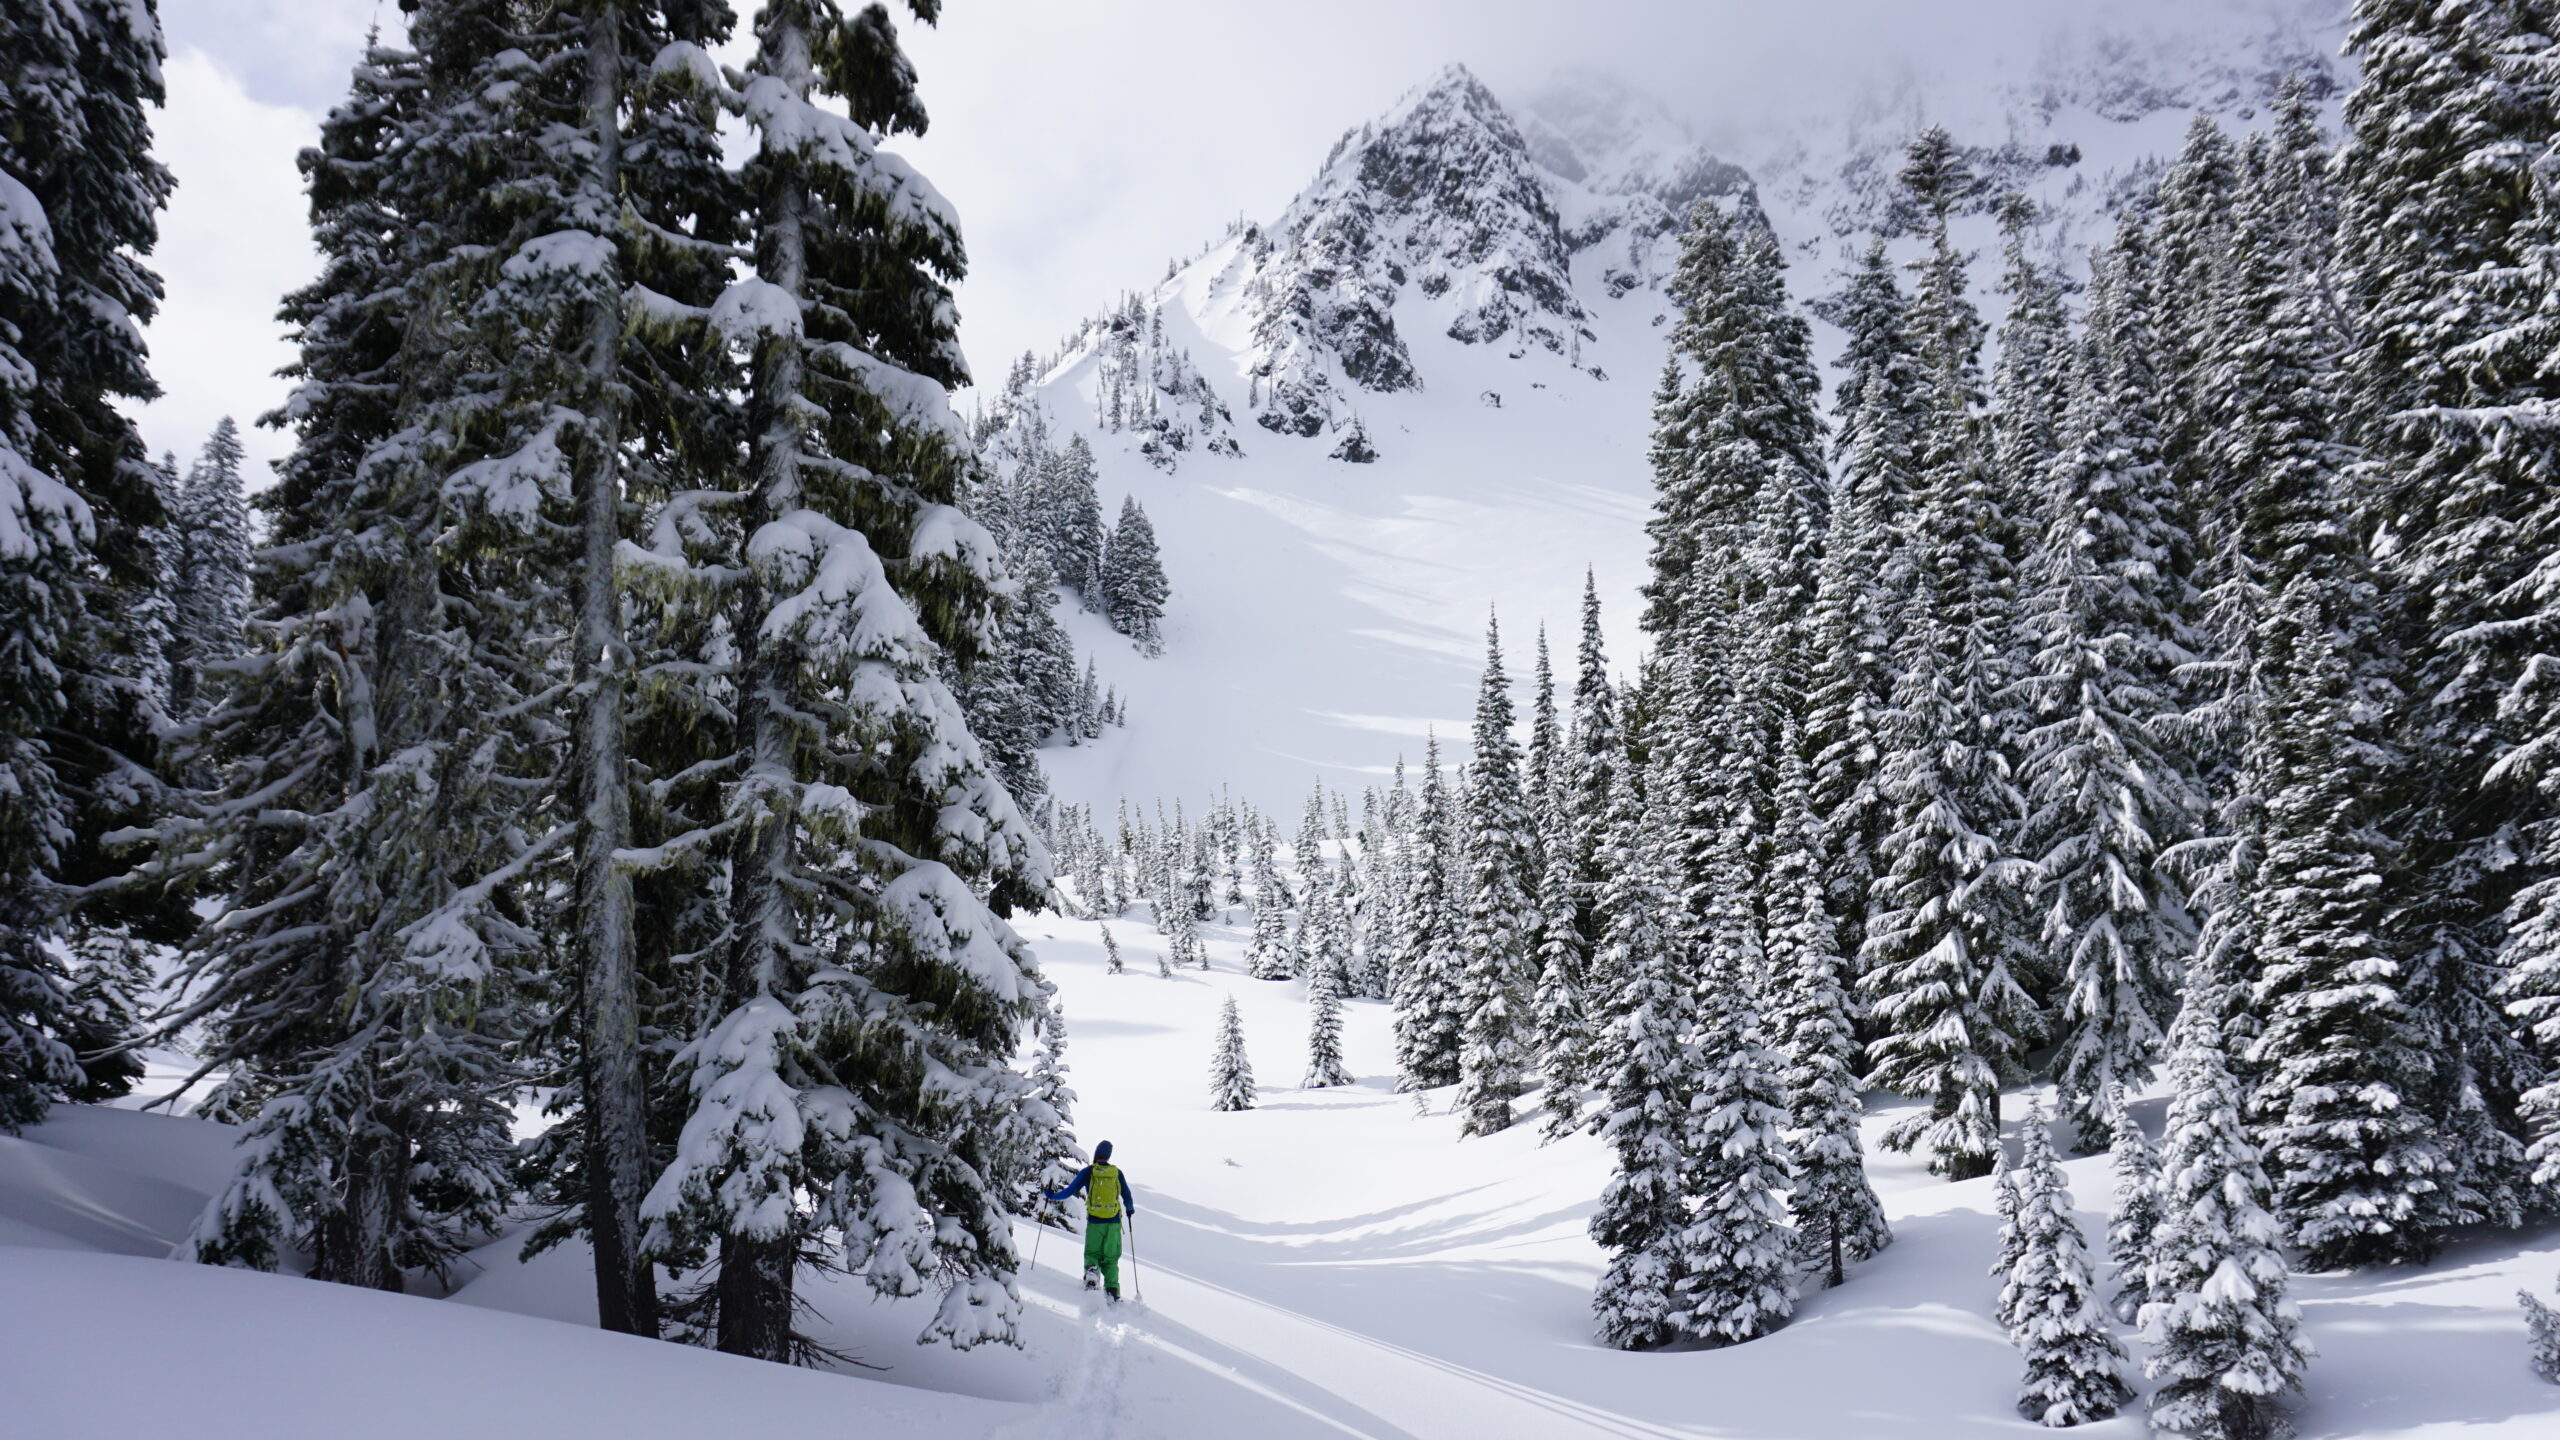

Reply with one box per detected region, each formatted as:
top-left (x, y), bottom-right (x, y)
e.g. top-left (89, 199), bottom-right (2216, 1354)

top-left (1048, 1139), bottom-right (1138, 1299)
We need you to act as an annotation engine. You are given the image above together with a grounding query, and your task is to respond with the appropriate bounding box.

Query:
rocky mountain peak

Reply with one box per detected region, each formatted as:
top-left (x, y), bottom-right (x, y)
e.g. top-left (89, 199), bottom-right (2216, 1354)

top-left (1228, 62), bottom-right (1590, 457)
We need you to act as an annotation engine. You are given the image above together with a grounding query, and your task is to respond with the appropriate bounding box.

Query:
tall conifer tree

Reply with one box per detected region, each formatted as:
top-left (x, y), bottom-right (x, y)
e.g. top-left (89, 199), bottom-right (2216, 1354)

top-left (1456, 617), bottom-right (1536, 1137)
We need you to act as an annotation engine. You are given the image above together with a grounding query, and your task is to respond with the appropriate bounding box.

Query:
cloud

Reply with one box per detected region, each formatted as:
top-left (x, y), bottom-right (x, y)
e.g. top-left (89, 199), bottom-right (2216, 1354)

top-left (159, 0), bottom-right (384, 111)
top-left (127, 47), bottom-right (319, 489)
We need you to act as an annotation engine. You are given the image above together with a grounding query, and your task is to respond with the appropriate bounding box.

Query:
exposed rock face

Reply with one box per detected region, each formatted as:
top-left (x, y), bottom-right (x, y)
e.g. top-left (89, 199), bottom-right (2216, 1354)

top-left (1239, 64), bottom-right (1590, 446)
top-left (998, 6), bottom-right (2343, 469)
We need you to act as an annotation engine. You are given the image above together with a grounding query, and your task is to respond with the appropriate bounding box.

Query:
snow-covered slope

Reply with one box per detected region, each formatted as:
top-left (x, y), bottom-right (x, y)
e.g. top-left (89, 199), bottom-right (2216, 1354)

top-left (12, 914), bottom-right (2560, 1438)
top-left (1000, 5), bottom-right (2349, 815)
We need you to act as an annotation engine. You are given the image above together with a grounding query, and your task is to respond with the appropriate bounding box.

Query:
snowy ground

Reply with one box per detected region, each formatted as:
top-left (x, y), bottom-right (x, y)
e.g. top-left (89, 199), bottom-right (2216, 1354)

top-left (7, 906), bottom-right (2560, 1438)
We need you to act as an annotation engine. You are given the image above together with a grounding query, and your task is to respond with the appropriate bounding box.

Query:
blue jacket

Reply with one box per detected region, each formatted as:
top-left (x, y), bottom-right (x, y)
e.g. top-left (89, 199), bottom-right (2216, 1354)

top-left (1047, 1164), bottom-right (1136, 1222)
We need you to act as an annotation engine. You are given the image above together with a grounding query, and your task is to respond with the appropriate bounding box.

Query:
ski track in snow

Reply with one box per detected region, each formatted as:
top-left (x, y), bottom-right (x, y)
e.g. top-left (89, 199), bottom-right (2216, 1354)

top-left (999, 1291), bottom-right (1130, 1440)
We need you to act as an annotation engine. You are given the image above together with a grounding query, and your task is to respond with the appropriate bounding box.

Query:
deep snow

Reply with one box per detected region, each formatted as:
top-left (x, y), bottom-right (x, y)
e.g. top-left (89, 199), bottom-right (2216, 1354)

top-left (9, 908), bottom-right (2560, 1439)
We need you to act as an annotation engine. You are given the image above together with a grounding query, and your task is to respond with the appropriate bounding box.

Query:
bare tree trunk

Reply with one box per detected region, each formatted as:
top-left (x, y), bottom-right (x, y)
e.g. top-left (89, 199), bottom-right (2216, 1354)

top-left (315, 1105), bottom-right (408, 1292)
top-left (715, 1232), bottom-right (797, 1362)
top-left (572, 0), bottom-right (658, 1341)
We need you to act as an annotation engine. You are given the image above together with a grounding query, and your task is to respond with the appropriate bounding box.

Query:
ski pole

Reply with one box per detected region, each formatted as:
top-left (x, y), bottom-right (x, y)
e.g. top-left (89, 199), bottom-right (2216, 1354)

top-left (1126, 1214), bottom-right (1143, 1303)
top-left (1031, 1214), bottom-right (1045, 1273)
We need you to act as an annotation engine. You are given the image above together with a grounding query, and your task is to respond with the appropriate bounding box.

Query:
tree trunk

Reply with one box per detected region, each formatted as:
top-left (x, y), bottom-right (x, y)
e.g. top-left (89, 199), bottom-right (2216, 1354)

top-left (716, 1231), bottom-right (797, 1363)
top-left (315, 1105), bottom-right (408, 1292)
top-left (572, 0), bottom-right (658, 1341)
top-left (711, 11), bottom-right (812, 1364)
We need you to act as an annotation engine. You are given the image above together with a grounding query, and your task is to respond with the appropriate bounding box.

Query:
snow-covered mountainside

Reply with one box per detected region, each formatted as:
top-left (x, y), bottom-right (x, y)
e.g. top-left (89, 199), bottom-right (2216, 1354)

top-left (995, 7), bottom-right (2346, 816)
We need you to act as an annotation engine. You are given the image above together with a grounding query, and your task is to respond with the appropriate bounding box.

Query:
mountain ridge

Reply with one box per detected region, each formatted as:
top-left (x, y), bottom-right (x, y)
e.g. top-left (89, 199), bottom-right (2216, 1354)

top-left (980, 12), bottom-right (2345, 814)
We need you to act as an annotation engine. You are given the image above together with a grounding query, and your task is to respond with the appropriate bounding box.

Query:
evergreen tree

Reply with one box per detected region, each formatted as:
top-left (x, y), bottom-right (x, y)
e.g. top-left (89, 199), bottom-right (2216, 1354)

top-left (2524, 1273), bottom-right (2560, 1384)
top-left (1393, 732), bottom-right (1465, 1090)
top-left (1988, 197), bottom-right (2073, 552)
top-left (2020, 216), bottom-right (2197, 1148)
top-left (1210, 994), bottom-right (1256, 1111)
top-left (1525, 625), bottom-right (1561, 884)
top-left (1039, 432), bottom-right (1107, 600)
top-left (1099, 494), bottom-right (1169, 655)
top-left (2105, 1083), bottom-right (2166, 1325)
top-left (1246, 821), bottom-right (1293, 979)
top-left (1769, 722), bottom-right (1889, 1285)
top-left (1304, 946), bottom-right (1352, 1089)
top-left (2003, 1096), bottom-right (2132, 1427)
top-left (0, 0), bottom-right (179, 1132)
top-left (168, 16), bottom-right (547, 1292)
top-left (1103, 924), bottom-right (1124, 974)
top-left (2151, 112), bottom-right (2245, 558)
top-left (957, 536), bottom-right (1076, 814)
top-left (1537, 574), bottom-right (1616, 1136)
top-left (1672, 940), bottom-right (1798, 1346)
top-left (1018, 989), bottom-right (1083, 1231)
top-left (1862, 128), bottom-right (2038, 1182)
top-left (1294, 782), bottom-right (1331, 903)
top-left (641, 0), bottom-right (1050, 1360)
top-left (1456, 617), bottom-right (1536, 1138)
top-left (2335, 0), bottom-right (2551, 1239)
top-left (2141, 992), bottom-right (2312, 1440)
top-left (1589, 722), bottom-right (1700, 1349)
top-left (2247, 574), bottom-right (2455, 1268)
top-left (1808, 240), bottom-right (1925, 956)
top-left (170, 417), bottom-right (252, 717)
top-left (1639, 200), bottom-right (1826, 939)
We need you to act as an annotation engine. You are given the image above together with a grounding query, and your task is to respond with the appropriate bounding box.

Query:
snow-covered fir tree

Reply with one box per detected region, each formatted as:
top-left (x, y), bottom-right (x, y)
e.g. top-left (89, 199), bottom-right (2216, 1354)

top-left (2105, 1083), bottom-right (2166, 1324)
top-left (1988, 196), bottom-right (2073, 558)
top-left (1456, 617), bottom-right (1536, 1138)
top-left (2334, 0), bottom-right (2549, 1241)
top-left (168, 13), bottom-right (554, 1292)
top-left (1018, 989), bottom-right (1084, 1231)
top-left (2524, 1273), bottom-right (2560, 1385)
top-left (55, 926), bottom-right (154, 1104)
top-left (1861, 131), bottom-right (2038, 1184)
top-left (639, 0), bottom-right (1050, 1360)
top-left (2141, 985), bottom-right (2312, 1440)
top-left (1769, 721), bottom-right (1889, 1285)
top-left (1304, 945), bottom-right (1353, 1090)
top-left (1294, 782), bottom-right (1332, 901)
top-left (169, 417), bottom-right (251, 718)
top-left (1246, 820), bottom-right (1293, 979)
top-left (1038, 432), bottom-right (1107, 601)
top-left (1589, 718), bottom-right (1701, 1350)
top-left (1807, 239), bottom-right (1925, 956)
top-left (2020, 214), bottom-right (2197, 1149)
top-left (1672, 926), bottom-right (1798, 1346)
top-left (1210, 994), bottom-right (1256, 1111)
top-left (0, 0), bottom-right (177, 1133)
top-left (2002, 1097), bottom-right (2132, 1427)
top-left (1100, 494), bottom-right (1169, 655)
top-left (1638, 197), bottom-right (1825, 939)
top-left (1393, 732), bottom-right (1466, 1090)
top-left (1103, 924), bottom-right (1125, 974)
top-left (1537, 574), bottom-right (1616, 1137)
top-left (2246, 572), bottom-right (2455, 1269)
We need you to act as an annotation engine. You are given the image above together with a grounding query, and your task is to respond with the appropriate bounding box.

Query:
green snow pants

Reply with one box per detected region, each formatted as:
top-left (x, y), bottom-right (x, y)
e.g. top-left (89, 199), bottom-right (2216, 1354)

top-left (1082, 1218), bottom-right (1124, 1295)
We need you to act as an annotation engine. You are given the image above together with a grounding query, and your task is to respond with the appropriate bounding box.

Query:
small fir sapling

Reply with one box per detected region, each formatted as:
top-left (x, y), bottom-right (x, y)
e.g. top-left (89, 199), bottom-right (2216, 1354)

top-left (1305, 954), bottom-right (1353, 1089)
top-left (2522, 1273), bottom-right (2560, 1384)
top-left (1211, 995), bottom-right (1257, 1111)
top-left (2003, 1097), bottom-right (2132, 1427)
top-left (2104, 1084), bottom-right (2165, 1323)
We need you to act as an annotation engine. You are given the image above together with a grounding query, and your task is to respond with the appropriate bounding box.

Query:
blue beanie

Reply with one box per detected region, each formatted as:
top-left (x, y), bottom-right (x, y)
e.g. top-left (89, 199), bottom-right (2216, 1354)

top-left (1094, 1140), bottom-right (1114, 1162)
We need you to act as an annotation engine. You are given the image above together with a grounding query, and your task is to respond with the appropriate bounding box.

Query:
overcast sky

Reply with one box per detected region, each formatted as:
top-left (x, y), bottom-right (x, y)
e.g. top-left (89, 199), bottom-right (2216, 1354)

top-left (134, 0), bottom-right (2315, 483)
